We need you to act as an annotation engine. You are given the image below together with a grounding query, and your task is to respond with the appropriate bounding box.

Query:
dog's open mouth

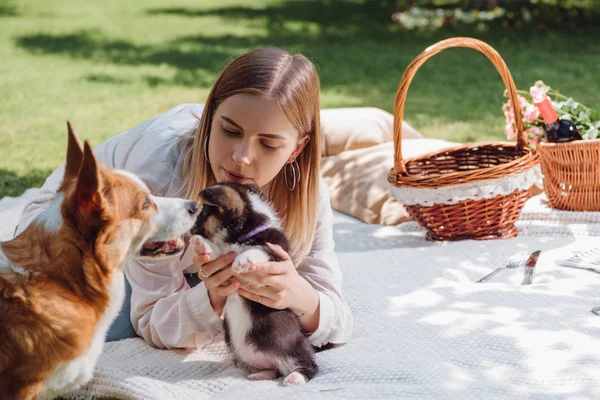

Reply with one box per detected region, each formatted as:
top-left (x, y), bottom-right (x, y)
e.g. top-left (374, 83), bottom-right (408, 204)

top-left (139, 238), bottom-right (185, 258)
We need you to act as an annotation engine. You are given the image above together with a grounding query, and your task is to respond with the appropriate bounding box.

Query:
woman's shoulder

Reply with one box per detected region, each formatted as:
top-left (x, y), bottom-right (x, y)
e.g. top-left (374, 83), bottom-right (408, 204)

top-left (96, 104), bottom-right (204, 157)
top-left (94, 104), bottom-right (205, 195)
top-left (132, 103), bottom-right (204, 144)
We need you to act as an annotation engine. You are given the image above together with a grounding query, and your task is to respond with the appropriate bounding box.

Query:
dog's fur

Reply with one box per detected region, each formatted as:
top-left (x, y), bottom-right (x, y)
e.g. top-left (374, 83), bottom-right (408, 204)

top-left (190, 182), bottom-right (317, 386)
top-left (0, 122), bottom-right (198, 400)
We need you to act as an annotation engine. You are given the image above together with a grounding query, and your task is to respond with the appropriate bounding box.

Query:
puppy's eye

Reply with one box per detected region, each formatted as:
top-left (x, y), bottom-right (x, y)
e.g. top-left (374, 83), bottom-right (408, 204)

top-left (142, 196), bottom-right (152, 211)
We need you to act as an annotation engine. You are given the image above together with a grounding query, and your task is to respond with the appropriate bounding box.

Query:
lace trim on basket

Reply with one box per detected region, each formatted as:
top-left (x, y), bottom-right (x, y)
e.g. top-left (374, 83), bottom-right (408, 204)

top-left (389, 165), bottom-right (543, 206)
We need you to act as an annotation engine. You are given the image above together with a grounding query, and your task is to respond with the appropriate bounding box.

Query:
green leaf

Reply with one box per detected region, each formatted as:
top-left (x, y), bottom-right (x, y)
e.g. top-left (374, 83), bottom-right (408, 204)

top-left (577, 111), bottom-right (592, 123)
top-left (560, 114), bottom-right (572, 121)
top-left (565, 98), bottom-right (578, 109)
top-left (553, 101), bottom-right (565, 111)
top-left (585, 126), bottom-right (599, 140)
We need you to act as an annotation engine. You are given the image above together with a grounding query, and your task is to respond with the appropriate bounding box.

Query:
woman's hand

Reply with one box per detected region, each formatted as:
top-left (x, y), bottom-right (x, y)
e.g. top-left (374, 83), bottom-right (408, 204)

top-left (235, 243), bottom-right (320, 333)
top-left (191, 237), bottom-right (239, 317)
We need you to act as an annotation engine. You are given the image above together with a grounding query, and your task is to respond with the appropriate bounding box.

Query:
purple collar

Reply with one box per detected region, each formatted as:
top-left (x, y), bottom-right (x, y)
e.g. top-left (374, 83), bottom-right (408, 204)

top-left (238, 224), bottom-right (270, 242)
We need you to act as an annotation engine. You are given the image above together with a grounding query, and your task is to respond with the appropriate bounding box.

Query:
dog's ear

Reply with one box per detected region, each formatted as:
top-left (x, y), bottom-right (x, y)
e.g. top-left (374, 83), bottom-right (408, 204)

top-left (64, 120), bottom-right (84, 182)
top-left (75, 141), bottom-right (105, 215)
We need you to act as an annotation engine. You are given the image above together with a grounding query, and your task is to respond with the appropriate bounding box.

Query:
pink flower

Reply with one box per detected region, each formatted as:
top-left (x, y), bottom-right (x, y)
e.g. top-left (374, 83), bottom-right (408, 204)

top-left (530, 86), bottom-right (545, 99)
top-left (505, 123), bottom-right (517, 140)
top-left (504, 110), bottom-right (515, 124)
top-left (518, 96), bottom-right (528, 108)
top-left (529, 81), bottom-right (550, 98)
top-left (523, 104), bottom-right (540, 123)
top-left (526, 126), bottom-right (543, 146)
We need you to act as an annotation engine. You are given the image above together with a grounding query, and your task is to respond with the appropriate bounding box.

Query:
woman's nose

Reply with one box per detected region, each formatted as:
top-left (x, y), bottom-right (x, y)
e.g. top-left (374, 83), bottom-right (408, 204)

top-left (232, 142), bottom-right (251, 166)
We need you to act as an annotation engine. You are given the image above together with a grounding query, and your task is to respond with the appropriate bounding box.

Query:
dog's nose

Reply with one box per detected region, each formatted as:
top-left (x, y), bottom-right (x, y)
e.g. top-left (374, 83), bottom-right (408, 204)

top-left (186, 201), bottom-right (199, 215)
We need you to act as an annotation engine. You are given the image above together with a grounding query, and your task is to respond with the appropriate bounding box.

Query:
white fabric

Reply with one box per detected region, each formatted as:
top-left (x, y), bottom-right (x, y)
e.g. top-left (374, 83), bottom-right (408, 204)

top-left (10, 103), bottom-right (353, 350)
top-left (390, 164), bottom-right (544, 206)
top-left (63, 203), bottom-right (600, 399)
top-left (3, 186), bottom-right (600, 397)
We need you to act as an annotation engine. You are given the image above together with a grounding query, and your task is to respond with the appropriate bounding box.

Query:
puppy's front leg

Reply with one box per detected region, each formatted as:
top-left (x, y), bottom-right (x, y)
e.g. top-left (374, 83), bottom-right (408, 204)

top-left (191, 235), bottom-right (222, 258)
top-left (232, 248), bottom-right (270, 275)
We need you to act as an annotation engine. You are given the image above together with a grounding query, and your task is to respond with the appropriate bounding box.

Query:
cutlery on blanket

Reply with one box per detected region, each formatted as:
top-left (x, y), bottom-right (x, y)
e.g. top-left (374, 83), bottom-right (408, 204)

top-left (559, 247), bottom-right (600, 275)
top-left (521, 250), bottom-right (541, 285)
top-left (476, 250), bottom-right (529, 283)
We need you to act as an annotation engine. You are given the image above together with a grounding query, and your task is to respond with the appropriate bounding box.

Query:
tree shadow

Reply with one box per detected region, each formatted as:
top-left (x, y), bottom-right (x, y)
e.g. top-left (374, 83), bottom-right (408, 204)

top-left (0, 0), bottom-right (18, 17)
top-left (12, 0), bottom-right (600, 122)
top-left (15, 30), bottom-right (236, 88)
top-left (0, 168), bottom-right (53, 198)
top-left (146, 0), bottom-right (398, 40)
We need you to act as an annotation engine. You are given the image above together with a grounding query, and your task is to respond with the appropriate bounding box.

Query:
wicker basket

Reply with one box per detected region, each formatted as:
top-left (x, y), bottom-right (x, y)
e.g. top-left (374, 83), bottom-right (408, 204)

top-left (538, 140), bottom-right (600, 211)
top-left (388, 37), bottom-right (541, 241)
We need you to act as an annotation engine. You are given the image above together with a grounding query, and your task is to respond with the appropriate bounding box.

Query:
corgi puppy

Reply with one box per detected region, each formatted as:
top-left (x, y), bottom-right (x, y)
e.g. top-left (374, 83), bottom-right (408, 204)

top-left (0, 122), bottom-right (198, 400)
top-left (190, 181), bottom-right (317, 387)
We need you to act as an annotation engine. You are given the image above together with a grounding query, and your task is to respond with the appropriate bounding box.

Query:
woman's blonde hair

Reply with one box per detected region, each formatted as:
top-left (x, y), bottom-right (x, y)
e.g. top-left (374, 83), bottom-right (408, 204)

top-left (179, 48), bottom-right (321, 266)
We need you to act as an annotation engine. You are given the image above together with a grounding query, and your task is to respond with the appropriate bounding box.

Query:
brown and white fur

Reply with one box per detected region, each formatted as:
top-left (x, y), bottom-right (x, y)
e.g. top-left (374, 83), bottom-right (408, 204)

top-left (0, 122), bottom-right (198, 400)
top-left (190, 182), bottom-right (317, 387)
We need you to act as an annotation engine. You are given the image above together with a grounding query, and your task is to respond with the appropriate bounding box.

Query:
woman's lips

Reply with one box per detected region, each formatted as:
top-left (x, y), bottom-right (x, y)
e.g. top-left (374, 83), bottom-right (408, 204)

top-left (223, 168), bottom-right (249, 183)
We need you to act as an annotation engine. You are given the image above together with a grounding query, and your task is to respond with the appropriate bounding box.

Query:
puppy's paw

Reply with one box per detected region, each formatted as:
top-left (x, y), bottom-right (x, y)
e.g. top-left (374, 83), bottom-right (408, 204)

top-left (282, 371), bottom-right (308, 386)
top-left (232, 249), bottom-right (269, 274)
top-left (247, 370), bottom-right (278, 381)
top-left (191, 235), bottom-right (213, 255)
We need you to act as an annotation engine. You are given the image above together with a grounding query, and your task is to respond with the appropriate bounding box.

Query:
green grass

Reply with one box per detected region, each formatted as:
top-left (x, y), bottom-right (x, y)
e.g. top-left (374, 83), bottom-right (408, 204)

top-left (1, 0), bottom-right (599, 197)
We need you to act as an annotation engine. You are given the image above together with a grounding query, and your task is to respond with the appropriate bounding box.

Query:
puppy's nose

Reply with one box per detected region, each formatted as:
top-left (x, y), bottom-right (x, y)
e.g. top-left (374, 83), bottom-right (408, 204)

top-left (186, 201), bottom-right (199, 215)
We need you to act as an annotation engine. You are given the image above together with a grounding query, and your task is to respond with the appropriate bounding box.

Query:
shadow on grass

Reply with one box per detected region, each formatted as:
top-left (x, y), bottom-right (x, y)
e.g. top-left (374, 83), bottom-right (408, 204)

top-left (12, 0), bottom-right (600, 125)
top-left (0, 0), bottom-right (18, 17)
top-left (0, 168), bottom-right (53, 198)
top-left (146, 0), bottom-right (398, 40)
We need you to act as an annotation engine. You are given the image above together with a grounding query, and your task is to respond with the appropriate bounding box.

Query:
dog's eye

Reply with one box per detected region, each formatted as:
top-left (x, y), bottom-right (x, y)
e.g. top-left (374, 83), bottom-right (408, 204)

top-left (142, 196), bottom-right (152, 211)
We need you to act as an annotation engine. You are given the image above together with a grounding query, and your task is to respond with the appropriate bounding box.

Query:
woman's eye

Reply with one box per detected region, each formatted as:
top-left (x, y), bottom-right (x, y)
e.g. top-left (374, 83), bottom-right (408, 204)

top-left (262, 142), bottom-right (278, 151)
top-left (223, 127), bottom-right (240, 136)
top-left (142, 197), bottom-right (152, 210)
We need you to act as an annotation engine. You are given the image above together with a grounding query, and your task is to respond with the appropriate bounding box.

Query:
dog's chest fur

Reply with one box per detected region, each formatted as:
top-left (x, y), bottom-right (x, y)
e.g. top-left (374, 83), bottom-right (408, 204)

top-left (39, 272), bottom-right (125, 399)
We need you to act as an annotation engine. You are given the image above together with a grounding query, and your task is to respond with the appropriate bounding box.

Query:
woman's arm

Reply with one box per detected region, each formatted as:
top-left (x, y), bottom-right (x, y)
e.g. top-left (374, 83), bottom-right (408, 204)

top-left (297, 177), bottom-right (354, 348)
top-left (125, 247), bottom-right (223, 349)
top-left (235, 177), bottom-right (354, 347)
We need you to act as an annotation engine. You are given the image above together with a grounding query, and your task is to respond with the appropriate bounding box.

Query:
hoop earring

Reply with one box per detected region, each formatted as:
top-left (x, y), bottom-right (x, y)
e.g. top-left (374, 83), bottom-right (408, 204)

top-left (284, 160), bottom-right (300, 191)
top-left (203, 136), bottom-right (210, 163)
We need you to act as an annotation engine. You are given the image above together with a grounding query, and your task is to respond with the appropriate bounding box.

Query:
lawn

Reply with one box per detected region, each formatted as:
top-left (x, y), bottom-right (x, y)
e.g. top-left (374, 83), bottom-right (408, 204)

top-left (1, 0), bottom-right (599, 197)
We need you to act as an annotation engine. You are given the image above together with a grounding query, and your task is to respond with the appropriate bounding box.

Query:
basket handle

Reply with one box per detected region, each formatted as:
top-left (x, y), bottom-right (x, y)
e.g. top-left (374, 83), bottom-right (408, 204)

top-left (392, 37), bottom-right (526, 175)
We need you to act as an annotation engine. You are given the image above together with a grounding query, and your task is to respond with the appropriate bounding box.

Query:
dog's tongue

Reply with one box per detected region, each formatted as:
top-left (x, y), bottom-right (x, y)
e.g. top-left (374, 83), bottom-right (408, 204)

top-left (161, 240), bottom-right (180, 253)
top-left (143, 240), bottom-right (178, 250)
top-left (140, 238), bottom-right (184, 256)
top-left (142, 241), bottom-right (163, 251)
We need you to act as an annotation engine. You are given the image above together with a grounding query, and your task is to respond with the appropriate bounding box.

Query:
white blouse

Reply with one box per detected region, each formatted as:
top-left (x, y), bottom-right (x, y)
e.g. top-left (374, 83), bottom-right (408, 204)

top-left (15, 104), bottom-right (353, 350)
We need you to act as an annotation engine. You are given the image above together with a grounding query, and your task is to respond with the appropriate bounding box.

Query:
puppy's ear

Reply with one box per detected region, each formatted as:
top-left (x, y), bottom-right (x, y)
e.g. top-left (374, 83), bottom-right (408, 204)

top-left (200, 184), bottom-right (244, 217)
top-left (199, 186), bottom-right (226, 214)
top-left (60, 120), bottom-right (84, 190)
top-left (75, 141), bottom-right (105, 215)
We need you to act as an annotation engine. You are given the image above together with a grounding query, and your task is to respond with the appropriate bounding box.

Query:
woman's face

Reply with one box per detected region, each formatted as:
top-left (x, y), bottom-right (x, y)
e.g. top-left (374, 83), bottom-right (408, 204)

top-left (208, 93), bottom-right (309, 188)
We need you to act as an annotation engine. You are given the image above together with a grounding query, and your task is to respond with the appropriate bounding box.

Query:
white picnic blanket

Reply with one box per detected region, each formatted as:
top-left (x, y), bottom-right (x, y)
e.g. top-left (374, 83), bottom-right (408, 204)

top-left (2, 190), bottom-right (600, 399)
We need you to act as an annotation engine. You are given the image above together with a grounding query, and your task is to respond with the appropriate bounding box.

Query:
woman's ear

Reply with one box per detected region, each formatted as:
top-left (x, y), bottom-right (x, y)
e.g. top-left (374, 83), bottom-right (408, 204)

top-left (289, 135), bottom-right (310, 162)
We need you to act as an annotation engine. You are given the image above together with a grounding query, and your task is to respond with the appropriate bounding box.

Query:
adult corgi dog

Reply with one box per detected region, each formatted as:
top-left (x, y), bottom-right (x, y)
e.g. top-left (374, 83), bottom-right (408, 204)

top-left (191, 182), bottom-right (317, 387)
top-left (0, 122), bottom-right (198, 400)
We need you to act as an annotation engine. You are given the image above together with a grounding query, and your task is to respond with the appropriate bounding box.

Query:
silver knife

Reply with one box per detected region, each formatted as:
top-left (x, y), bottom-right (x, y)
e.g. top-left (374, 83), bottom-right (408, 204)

top-left (522, 250), bottom-right (541, 285)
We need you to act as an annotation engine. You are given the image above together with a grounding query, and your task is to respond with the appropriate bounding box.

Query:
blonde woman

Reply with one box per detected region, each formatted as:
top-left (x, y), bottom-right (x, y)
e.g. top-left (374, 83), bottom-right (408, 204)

top-left (15, 48), bottom-right (353, 350)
